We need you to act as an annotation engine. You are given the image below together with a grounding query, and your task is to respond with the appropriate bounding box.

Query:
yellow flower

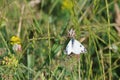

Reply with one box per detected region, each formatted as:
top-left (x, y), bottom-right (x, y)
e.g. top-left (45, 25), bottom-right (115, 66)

top-left (2, 54), bottom-right (18, 67)
top-left (10, 36), bottom-right (21, 45)
top-left (62, 0), bottom-right (73, 11)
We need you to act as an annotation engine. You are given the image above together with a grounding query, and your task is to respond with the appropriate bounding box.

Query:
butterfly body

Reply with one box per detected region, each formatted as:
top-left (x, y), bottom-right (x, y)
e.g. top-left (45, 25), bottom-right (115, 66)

top-left (65, 38), bottom-right (87, 55)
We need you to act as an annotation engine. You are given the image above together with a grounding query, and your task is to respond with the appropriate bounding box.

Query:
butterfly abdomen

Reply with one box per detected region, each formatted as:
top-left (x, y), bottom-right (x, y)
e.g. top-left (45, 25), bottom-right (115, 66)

top-left (71, 38), bottom-right (74, 47)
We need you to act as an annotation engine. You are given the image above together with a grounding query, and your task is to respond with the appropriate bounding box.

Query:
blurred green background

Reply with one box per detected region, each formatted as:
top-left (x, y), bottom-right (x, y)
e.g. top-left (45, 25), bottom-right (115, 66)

top-left (0, 0), bottom-right (120, 80)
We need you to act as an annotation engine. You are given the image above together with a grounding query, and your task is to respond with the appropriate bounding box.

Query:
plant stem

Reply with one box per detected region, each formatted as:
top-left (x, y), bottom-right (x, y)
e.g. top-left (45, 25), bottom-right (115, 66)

top-left (105, 0), bottom-right (112, 80)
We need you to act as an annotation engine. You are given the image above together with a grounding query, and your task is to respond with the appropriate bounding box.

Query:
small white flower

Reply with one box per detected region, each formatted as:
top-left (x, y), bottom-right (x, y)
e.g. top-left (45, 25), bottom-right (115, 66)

top-left (13, 44), bottom-right (22, 52)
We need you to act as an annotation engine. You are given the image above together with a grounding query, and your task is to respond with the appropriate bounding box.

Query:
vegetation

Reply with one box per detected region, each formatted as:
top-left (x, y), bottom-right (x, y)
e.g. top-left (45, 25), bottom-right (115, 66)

top-left (0, 0), bottom-right (120, 80)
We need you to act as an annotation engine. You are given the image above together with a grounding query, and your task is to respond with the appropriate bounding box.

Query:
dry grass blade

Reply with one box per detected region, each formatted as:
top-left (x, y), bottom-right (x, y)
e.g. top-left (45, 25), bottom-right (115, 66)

top-left (114, 2), bottom-right (120, 36)
top-left (17, 5), bottom-right (25, 37)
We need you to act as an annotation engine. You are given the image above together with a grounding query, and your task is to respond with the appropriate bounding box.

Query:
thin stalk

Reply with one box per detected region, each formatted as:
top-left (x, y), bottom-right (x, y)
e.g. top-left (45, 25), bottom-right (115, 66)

top-left (29, 37), bottom-right (54, 41)
top-left (99, 50), bottom-right (105, 80)
top-left (48, 17), bottom-right (51, 78)
top-left (105, 0), bottom-right (112, 80)
top-left (48, 20), bottom-right (51, 61)
top-left (78, 60), bottom-right (81, 80)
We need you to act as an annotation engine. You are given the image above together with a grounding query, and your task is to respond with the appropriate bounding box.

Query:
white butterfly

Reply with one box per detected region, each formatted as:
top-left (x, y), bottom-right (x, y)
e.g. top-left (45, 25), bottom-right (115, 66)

top-left (65, 38), bottom-right (87, 55)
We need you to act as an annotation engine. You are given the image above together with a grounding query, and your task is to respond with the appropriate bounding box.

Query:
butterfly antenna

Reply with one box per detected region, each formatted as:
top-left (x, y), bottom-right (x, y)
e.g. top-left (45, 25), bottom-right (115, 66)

top-left (68, 28), bottom-right (76, 38)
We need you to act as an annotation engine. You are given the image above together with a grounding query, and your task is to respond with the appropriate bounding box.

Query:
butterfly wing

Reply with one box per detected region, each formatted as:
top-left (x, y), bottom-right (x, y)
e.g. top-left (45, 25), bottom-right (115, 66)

top-left (65, 39), bottom-right (73, 55)
top-left (72, 39), bottom-right (87, 54)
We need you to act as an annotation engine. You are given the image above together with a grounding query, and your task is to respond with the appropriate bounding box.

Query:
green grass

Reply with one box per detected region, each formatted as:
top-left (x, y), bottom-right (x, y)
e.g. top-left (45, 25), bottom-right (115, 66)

top-left (0, 0), bottom-right (120, 80)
